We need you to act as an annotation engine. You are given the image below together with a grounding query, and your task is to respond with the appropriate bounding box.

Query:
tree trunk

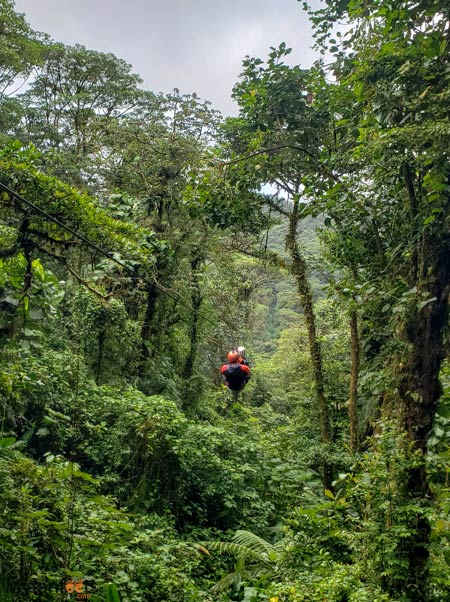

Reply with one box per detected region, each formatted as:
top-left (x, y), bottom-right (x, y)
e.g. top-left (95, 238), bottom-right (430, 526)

top-left (349, 309), bottom-right (360, 453)
top-left (402, 162), bottom-right (419, 284)
top-left (390, 237), bottom-right (450, 600)
top-left (182, 256), bottom-right (203, 381)
top-left (95, 327), bottom-right (106, 385)
top-left (138, 283), bottom-right (159, 376)
top-left (286, 198), bottom-right (333, 490)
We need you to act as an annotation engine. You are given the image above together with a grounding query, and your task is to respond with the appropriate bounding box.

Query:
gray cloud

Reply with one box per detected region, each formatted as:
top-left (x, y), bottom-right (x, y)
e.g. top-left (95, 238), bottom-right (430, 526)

top-left (14, 0), bottom-right (319, 115)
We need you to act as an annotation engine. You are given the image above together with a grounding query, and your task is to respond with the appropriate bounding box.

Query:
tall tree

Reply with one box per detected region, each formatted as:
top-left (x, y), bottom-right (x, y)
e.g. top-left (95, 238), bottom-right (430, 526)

top-left (304, 0), bottom-right (450, 597)
top-left (12, 43), bottom-right (143, 187)
top-left (221, 46), bottom-right (334, 488)
top-left (0, 0), bottom-right (43, 143)
top-left (0, 0), bottom-right (42, 98)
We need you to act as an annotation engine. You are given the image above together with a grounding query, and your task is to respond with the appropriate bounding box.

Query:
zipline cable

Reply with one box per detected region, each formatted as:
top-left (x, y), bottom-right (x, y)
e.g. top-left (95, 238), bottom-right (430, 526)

top-left (0, 179), bottom-right (219, 329)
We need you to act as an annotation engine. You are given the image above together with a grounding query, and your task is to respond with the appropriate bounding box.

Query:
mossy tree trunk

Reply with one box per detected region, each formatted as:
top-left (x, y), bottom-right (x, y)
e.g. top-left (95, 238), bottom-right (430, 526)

top-left (286, 197), bottom-right (333, 490)
top-left (138, 283), bottom-right (159, 376)
top-left (349, 309), bottom-right (360, 453)
top-left (182, 254), bottom-right (203, 381)
top-left (394, 243), bottom-right (450, 599)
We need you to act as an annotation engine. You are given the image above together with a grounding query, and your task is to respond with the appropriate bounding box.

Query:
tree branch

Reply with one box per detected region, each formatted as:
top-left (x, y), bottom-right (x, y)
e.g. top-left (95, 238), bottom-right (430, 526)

top-left (33, 243), bottom-right (110, 300)
top-left (221, 144), bottom-right (341, 184)
top-left (28, 228), bottom-right (80, 248)
top-left (264, 195), bottom-right (291, 217)
top-left (222, 241), bottom-right (288, 270)
top-left (66, 265), bottom-right (111, 300)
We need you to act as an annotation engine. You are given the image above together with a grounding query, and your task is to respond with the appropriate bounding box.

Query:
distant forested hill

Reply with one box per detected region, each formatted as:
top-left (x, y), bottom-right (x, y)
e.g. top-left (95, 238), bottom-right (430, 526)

top-left (251, 213), bottom-right (327, 352)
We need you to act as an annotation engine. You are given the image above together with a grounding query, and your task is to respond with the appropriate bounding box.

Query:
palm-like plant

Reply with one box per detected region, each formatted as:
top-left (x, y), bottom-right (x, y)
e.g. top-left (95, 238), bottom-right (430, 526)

top-left (202, 530), bottom-right (284, 595)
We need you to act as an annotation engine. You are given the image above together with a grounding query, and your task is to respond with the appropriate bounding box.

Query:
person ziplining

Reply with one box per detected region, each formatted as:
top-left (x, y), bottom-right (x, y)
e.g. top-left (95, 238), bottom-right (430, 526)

top-left (220, 350), bottom-right (251, 400)
top-left (236, 346), bottom-right (249, 367)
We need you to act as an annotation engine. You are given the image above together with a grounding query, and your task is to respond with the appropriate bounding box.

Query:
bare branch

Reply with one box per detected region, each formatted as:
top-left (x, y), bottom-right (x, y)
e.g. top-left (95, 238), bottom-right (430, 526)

top-left (221, 144), bottom-right (342, 185)
top-left (264, 195), bottom-right (291, 217)
top-left (221, 241), bottom-right (288, 270)
top-left (66, 265), bottom-right (111, 300)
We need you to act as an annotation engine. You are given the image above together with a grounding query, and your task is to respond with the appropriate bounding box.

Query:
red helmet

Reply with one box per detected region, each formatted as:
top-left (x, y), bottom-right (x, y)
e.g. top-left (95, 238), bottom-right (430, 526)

top-left (227, 351), bottom-right (239, 363)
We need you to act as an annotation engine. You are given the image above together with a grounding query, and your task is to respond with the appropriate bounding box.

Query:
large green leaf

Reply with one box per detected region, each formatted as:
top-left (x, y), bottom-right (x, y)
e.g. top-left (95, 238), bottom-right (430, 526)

top-left (105, 583), bottom-right (120, 602)
top-left (0, 437), bottom-right (16, 448)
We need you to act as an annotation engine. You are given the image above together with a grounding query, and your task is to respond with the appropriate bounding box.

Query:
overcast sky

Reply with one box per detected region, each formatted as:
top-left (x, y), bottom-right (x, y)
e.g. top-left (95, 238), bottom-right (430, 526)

top-left (13, 0), bottom-right (320, 116)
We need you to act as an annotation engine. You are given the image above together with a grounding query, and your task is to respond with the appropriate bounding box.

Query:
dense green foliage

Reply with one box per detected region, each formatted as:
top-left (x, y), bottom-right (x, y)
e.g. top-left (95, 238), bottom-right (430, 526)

top-left (0, 0), bottom-right (449, 600)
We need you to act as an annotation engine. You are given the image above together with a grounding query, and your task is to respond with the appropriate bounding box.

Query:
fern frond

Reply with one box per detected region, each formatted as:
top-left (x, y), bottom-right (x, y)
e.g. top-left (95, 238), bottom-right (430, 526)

top-left (211, 571), bottom-right (241, 593)
top-left (246, 566), bottom-right (272, 580)
top-left (202, 540), bottom-right (266, 561)
top-left (273, 539), bottom-right (286, 551)
top-left (232, 530), bottom-right (274, 556)
top-left (182, 542), bottom-right (211, 556)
